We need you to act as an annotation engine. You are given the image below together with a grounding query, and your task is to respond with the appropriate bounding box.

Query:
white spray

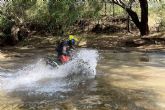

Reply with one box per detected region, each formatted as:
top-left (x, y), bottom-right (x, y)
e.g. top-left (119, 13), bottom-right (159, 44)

top-left (0, 49), bottom-right (99, 93)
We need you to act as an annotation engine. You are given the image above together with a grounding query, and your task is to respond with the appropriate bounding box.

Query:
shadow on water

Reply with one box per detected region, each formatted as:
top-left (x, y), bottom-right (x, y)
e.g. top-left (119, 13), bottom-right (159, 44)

top-left (91, 73), bottom-right (157, 110)
top-left (95, 50), bottom-right (165, 110)
top-left (0, 47), bottom-right (54, 70)
top-left (2, 78), bottom-right (98, 110)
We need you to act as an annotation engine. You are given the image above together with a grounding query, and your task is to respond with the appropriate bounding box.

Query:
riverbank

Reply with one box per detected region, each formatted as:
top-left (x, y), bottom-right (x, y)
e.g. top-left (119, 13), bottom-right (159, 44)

top-left (82, 31), bottom-right (165, 52)
top-left (1, 31), bottom-right (165, 58)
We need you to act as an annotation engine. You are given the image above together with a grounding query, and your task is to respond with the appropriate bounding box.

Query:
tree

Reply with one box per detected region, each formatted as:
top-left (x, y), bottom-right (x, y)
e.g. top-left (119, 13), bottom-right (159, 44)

top-left (0, 0), bottom-right (103, 37)
top-left (0, 0), bottom-right (36, 45)
top-left (47, 0), bottom-right (103, 34)
top-left (106, 0), bottom-right (149, 36)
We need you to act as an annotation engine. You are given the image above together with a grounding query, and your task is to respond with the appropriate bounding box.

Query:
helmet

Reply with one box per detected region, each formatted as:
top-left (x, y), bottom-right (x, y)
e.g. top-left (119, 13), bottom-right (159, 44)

top-left (69, 35), bottom-right (78, 42)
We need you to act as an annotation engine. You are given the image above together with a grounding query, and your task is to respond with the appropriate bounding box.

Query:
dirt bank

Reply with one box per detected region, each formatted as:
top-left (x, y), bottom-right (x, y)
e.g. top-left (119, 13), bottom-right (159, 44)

top-left (1, 32), bottom-right (165, 53)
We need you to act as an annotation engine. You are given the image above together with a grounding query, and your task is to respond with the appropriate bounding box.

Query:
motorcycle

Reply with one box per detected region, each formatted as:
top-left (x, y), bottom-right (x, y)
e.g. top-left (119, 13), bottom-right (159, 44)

top-left (45, 49), bottom-right (76, 67)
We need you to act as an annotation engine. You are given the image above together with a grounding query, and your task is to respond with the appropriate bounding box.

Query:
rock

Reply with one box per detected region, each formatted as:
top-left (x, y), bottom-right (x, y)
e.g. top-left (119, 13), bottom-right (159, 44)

top-left (124, 39), bottom-right (146, 47)
top-left (133, 39), bottom-right (146, 45)
top-left (139, 55), bottom-right (149, 62)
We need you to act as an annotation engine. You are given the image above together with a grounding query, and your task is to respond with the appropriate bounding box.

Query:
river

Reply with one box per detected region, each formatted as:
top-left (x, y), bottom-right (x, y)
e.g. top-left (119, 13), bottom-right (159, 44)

top-left (0, 48), bottom-right (165, 110)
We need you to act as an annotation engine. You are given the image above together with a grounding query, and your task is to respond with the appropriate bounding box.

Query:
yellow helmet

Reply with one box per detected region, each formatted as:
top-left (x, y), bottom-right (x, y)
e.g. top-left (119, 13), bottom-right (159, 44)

top-left (69, 35), bottom-right (78, 42)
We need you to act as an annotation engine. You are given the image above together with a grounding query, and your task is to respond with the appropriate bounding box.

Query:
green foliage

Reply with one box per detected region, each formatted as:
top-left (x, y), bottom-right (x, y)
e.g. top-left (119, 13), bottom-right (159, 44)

top-left (48, 0), bottom-right (78, 32)
top-left (0, 15), bottom-right (8, 41)
top-left (47, 0), bottom-right (103, 34)
top-left (0, 15), bottom-right (8, 29)
top-left (83, 0), bottom-right (103, 19)
top-left (26, 0), bottom-right (49, 24)
top-left (0, 0), bottom-right (104, 35)
top-left (1, 0), bottom-right (36, 23)
top-left (148, 0), bottom-right (165, 30)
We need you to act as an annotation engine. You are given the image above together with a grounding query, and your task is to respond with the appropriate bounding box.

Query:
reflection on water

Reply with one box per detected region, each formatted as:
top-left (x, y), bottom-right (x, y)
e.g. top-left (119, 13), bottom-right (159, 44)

top-left (0, 49), bottom-right (165, 110)
top-left (98, 50), bottom-right (165, 110)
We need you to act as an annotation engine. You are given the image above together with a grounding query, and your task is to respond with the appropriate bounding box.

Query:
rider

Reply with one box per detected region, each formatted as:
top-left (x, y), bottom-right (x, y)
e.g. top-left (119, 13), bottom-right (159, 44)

top-left (56, 40), bottom-right (70, 64)
top-left (56, 32), bottom-right (78, 64)
top-left (66, 32), bottom-right (78, 57)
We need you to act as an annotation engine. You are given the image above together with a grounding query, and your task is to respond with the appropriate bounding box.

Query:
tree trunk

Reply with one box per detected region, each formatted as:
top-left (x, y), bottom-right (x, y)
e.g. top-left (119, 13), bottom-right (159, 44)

top-left (110, 0), bottom-right (149, 36)
top-left (139, 0), bottom-right (149, 36)
top-left (112, 2), bottom-right (115, 17)
top-left (126, 0), bottom-right (149, 36)
top-left (105, 2), bottom-right (107, 16)
top-left (127, 14), bottom-right (130, 32)
top-left (126, 8), bottom-right (141, 30)
top-left (127, 5), bottom-right (132, 32)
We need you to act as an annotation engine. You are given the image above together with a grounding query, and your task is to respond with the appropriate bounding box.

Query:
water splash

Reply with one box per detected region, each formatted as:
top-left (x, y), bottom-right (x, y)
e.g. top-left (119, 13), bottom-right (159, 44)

top-left (0, 49), bottom-right (99, 93)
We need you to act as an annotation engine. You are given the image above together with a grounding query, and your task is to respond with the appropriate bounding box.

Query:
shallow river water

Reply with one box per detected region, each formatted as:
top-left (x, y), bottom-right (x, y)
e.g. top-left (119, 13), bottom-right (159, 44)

top-left (0, 48), bottom-right (165, 110)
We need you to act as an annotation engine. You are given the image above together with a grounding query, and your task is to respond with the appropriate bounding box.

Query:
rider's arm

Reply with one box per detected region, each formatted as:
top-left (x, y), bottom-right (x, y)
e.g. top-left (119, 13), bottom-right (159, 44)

top-left (62, 46), bottom-right (67, 55)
